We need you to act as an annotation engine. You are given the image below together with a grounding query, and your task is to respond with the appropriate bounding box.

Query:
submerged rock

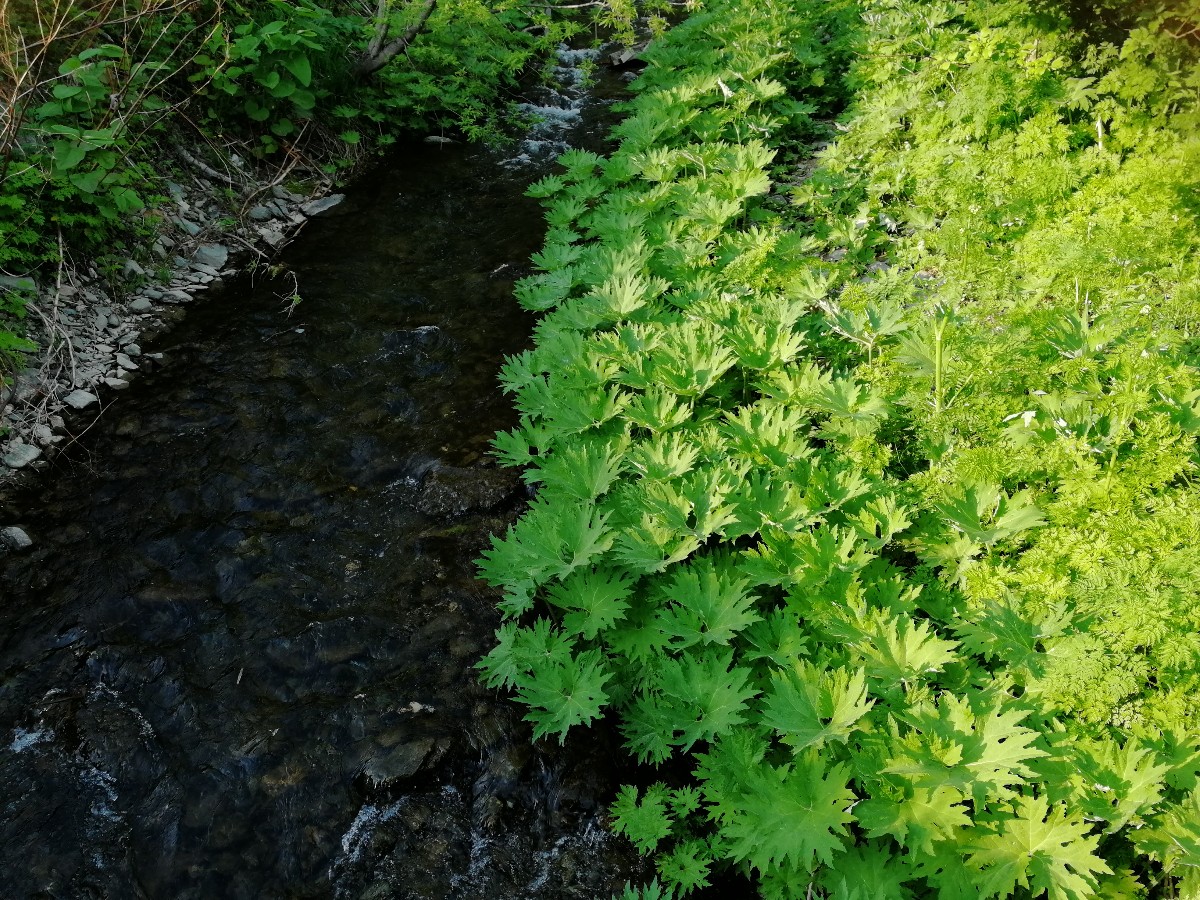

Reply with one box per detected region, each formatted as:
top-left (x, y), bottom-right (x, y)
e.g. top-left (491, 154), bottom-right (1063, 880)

top-left (416, 466), bottom-right (520, 518)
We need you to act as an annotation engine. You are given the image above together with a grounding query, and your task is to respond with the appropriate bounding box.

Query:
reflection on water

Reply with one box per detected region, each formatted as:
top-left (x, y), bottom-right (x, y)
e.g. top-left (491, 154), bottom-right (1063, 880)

top-left (0, 57), bottom-right (648, 900)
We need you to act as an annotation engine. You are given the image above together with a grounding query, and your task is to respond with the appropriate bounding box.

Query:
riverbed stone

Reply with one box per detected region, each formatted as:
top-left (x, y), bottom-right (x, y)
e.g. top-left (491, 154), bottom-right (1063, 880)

top-left (301, 194), bottom-right (344, 217)
top-left (116, 353), bottom-right (138, 371)
top-left (104, 377), bottom-right (130, 391)
top-left (361, 738), bottom-right (436, 788)
top-left (63, 389), bottom-right (99, 410)
top-left (191, 262), bottom-right (220, 277)
top-left (192, 243), bottom-right (229, 269)
top-left (175, 218), bottom-right (202, 237)
top-left (248, 205), bottom-right (275, 221)
top-left (416, 466), bottom-right (520, 517)
top-left (164, 289), bottom-right (192, 303)
top-left (0, 526), bottom-right (32, 549)
top-left (129, 298), bottom-right (153, 313)
top-left (3, 442), bottom-right (41, 469)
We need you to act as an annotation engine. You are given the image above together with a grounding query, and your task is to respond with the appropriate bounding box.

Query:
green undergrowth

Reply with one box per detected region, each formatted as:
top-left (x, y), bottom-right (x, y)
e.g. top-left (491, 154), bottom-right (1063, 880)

top-left (0, 0), bottom-right (666, 361)
top-left (476, 0), bottom-right (1200, 897)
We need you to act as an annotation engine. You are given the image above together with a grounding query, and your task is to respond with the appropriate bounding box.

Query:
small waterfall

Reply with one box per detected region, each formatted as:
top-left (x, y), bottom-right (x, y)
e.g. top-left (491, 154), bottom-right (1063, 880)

top-left (503, 44), bottom-right (603, 167)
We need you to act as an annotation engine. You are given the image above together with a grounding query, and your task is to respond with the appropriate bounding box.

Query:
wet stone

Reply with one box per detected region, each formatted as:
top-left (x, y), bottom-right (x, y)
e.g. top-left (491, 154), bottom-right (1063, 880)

top-left (129, 298), bottom-right (153, 313)
top-left (416, 466), bottom-right (520, 518)
top-left (361, 738), bottom-right (436, 788)
top-left (0, 526), bottom-right (32, 549)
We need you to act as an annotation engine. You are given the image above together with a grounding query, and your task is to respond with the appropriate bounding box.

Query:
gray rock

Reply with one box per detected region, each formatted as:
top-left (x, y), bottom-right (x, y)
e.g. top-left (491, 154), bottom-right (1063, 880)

top-left (49, 415), bottom-right (64, 429)
top-left (0, 526), bottom-right (32, 550)
top-left (141, 288), bottom-right (164, 300)
top-left (124, 343), bottom-right (142, 357)
top-left (192, 243), bottom-right (229, 269)
top-left (424, 135), bottom-right (454, 145)
top-left (360, 739), bottom-right (436, 788)
top-left (2, 442), bottom-right (41, 469)
top-left (165, 180), bottom-right (186, 199)
top-left (104, 377), bottom-right (130, 391)
top-left (417, 466), bottom-right (520, 517)
top-left (63, 389), bottom-right (99, 410)
top-left (32, 424), bottom-right (56, 446)
top-left (248, 205), bottom-right (275, 221)
top-left (129, 298), bottom-right (153, 313)
top-left (121, 259), bottom-right (145, 280)
top-left (0, 275), bottom-right (38, 294)
top-left (271, 185), bottom-right (302, 201)
top-left (176, 218), bottom-right (202, 237)
top-left (151, 242), bottom-right (169, 259)
top-left (258, 227), bottom-right (287, 248)
top-left (115, 353), bottom-right (138, 371)
top-left (191, 262), bottom-right (220, 277)
top-left (164, 289), bottom-right (192, 303)
top-left (301, 194), bottom-right (345, 217)
top-left (108, 314), bottom-right (121, 327)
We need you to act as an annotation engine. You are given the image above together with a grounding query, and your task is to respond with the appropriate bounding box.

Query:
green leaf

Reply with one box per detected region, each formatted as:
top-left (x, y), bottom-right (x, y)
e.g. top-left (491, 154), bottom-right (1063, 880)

top-left (283, 53), bottom-right (313, 87)
top-left (611, 784), bottom-right (673, 854)
top-left (762, 662), bottom-right (873, 753)
top-left (545, 567), bottom-right (635, 639)
top-left (857, 785), bottom-right (972, 855)
top-left (517, 646), bottom-right (612, 742)
top-left (934, 483), bottom-right (1045, 547)
top-left (654, 554), bottom-right (760, 650)
top-left (967, 795), bottom-right (1111, 900)
top-left (722, 750), bottom-right (856, 874)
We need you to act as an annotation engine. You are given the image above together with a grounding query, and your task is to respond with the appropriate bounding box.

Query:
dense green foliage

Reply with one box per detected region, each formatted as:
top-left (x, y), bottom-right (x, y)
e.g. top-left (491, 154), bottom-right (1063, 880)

top-left (0, 0), bottom-right (662, 357)
top-left (477, 0), bottom-right (1200, 896)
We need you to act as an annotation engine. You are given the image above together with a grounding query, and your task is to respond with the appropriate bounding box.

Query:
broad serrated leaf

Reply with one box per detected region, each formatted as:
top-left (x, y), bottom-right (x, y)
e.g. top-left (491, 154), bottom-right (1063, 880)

top-left (967, 795), bottom-right (1111, 900)
top-left (762, 663), bottom-right (873, 753)
top-left (722, 750), bottom-right (856, 874)
top-left (856, 785), bottom-right (972, 855)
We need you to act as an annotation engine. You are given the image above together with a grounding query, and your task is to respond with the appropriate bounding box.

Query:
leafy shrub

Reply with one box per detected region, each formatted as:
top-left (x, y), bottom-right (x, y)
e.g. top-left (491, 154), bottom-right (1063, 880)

top-left (478, 0), bottom-right (1200, 896)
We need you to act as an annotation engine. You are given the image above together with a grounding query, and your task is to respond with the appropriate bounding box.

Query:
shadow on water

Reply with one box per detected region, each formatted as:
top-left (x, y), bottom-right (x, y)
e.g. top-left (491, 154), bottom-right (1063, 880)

top-left (0, 50), bottom-right (651, 899)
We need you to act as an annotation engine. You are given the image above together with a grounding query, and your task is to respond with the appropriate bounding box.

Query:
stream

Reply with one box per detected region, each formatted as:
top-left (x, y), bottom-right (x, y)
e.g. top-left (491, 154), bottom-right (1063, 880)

top-left (0, 49), bottom-right (649, 899)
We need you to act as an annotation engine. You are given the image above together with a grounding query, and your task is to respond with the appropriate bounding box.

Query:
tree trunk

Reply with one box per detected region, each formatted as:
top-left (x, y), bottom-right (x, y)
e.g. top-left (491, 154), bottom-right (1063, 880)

top-left (354, 0), bottom-right (437, 78)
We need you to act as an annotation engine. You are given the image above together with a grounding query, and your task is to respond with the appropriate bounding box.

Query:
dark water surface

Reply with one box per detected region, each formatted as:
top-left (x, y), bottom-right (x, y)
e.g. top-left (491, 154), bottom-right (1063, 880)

top-left (0, 69), bottom-right (647, 899)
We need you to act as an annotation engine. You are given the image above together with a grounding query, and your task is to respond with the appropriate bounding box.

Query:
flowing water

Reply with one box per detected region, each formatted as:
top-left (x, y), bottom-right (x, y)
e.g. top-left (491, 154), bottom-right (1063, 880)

top-left (0, 49), bottom-right (649, 900)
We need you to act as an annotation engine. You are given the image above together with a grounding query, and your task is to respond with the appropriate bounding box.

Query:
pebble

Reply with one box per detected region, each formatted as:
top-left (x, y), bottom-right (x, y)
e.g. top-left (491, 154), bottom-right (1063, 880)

top-left (104, 377), bottom-right (130, 391)
top-left (63, 389), bottom-right (99, 410)
top-left (164, 289), bottom-right (192, 303)
top-left (191, 262), bottom-right (221, 277)
top-left (129, 298), bottom-right (153, 313)
top-left (0, 526), bottom-right (32, 550)
top-left (116, 353), bottom-right (138, 371)
top-left (31, 424), bottom-right (56, 445)
top-left (249, 206), bottom-right (275, 221)
top-left (124, 343), bottom-right (142, 357)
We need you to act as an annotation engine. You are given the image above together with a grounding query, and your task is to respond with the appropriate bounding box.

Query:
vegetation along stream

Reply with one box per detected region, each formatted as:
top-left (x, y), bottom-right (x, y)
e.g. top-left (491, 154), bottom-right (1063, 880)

top-left (0, 49), bottom-right (646, 900)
